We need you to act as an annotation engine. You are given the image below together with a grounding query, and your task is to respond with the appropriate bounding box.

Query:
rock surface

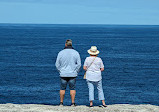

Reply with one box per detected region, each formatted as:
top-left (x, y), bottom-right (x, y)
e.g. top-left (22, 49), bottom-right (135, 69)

top-left (0, 104), bottom-right (159, 112)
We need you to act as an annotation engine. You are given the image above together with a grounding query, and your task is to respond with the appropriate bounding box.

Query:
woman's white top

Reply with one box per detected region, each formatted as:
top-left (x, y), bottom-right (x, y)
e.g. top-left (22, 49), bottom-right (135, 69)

top-left (84, 56), bottom-right (104, 81)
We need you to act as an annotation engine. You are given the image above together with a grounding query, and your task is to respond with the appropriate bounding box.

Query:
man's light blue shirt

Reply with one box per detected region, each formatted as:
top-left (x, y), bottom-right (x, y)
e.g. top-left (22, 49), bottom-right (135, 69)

top-left (55, 47), bottom-right (81, 77)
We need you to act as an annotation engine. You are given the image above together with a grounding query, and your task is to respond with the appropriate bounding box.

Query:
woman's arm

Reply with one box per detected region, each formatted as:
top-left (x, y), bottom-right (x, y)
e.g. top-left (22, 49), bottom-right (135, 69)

top-left (83, 66), bottom-right (87, 71)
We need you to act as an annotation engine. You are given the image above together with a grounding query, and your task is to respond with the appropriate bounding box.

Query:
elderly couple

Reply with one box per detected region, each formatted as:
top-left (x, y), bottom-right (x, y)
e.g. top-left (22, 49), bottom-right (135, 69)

top-left (55, 39), bottom-right (107, 107)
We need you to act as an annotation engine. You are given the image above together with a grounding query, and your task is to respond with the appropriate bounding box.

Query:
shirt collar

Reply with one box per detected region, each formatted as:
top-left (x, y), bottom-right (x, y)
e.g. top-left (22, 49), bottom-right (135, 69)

top-left (64, 46), bottom-right (74, 49)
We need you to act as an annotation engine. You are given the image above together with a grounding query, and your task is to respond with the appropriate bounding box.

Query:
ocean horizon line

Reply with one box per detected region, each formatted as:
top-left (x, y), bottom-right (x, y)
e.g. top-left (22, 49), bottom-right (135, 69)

top-left (0, 23), bottom-right (159, 26)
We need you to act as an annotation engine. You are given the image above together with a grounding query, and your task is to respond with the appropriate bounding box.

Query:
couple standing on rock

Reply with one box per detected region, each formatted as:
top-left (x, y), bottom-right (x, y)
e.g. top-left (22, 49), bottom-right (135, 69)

top-left (55, 39), bottom-right (107, 107)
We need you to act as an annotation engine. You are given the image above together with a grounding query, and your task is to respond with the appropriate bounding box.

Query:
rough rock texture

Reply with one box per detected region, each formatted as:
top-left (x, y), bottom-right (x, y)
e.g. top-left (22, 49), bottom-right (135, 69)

top-left (0, 104), bottom-right (158, 112)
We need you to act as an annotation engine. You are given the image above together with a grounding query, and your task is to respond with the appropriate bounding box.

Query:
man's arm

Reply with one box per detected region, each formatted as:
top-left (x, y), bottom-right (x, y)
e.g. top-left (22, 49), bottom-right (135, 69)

top-left (55, 53), bottom-right (61, 72)
top-left (75, 53), bottom-right (81, 73)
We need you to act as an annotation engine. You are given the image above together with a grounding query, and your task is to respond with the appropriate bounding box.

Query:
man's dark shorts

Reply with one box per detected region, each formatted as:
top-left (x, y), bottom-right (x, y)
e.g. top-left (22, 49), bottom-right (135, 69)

top-left (60, 77), bottom-right (76, 90)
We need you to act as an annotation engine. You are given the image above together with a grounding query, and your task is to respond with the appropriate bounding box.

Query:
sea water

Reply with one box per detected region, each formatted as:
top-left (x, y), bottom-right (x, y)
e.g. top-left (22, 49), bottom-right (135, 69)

top-left (0, 24), bottom-right (159, 105)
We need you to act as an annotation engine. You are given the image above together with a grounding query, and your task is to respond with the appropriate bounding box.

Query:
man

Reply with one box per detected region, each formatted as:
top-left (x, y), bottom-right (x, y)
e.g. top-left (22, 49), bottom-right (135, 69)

top-left (55, 39), bottom-right (81, 106)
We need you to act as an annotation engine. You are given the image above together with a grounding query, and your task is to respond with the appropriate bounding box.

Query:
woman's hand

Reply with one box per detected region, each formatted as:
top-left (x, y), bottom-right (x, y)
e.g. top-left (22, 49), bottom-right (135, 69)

top-left (83, 66), bottom-right (87, 71)
top-left (100, 68), bottom-right (104, 71)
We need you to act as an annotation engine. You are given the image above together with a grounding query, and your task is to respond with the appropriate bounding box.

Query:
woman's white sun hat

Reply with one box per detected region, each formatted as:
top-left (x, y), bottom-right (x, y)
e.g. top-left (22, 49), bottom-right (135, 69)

top-left (87, 46), bottom-right (100, 55)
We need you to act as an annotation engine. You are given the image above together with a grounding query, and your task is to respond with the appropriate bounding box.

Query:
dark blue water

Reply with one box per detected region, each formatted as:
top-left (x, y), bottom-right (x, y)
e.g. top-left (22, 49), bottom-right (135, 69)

top-left (0, 24), bottom-right (159, 106)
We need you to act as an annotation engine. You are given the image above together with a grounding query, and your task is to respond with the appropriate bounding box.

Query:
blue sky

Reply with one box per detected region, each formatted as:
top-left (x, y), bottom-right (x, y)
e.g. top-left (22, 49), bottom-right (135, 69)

top-left (0, 0), bottom-right (159, 25)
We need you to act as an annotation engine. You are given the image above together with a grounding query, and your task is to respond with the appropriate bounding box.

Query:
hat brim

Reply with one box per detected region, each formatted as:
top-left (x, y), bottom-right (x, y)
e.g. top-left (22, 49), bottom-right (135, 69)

top-left (87, 49), bottom-right (100, 55)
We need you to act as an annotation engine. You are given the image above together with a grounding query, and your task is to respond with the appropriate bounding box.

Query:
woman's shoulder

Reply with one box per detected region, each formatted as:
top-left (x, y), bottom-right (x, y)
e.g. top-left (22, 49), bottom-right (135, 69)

top-left (85, 56), bottom-right (94, 60)
top-left (96, 57), bottom-right (103, 61)
top-left (85, 56), bottom-right (91, 60)
top-left (86, 56), bottom-right (102, 60)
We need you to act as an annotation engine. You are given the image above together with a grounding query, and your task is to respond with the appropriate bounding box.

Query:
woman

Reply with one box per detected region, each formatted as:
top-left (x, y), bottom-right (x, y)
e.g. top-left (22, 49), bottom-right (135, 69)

top-left (83, 46), bottom-right (107, 107)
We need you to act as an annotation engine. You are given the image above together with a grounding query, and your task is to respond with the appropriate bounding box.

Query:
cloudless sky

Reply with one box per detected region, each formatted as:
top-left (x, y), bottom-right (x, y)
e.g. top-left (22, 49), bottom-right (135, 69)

top-left (0, 0), bottom-right (159, 25)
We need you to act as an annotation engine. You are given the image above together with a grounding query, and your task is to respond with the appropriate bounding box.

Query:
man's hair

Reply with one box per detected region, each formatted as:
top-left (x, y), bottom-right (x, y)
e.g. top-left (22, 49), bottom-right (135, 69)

top-left (65, 39), bottom-right (72, 46)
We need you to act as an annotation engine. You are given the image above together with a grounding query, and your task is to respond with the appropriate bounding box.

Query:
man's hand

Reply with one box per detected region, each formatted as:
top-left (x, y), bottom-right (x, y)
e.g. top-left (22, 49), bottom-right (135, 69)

top-left (100, 68), bottom-right (104, 71)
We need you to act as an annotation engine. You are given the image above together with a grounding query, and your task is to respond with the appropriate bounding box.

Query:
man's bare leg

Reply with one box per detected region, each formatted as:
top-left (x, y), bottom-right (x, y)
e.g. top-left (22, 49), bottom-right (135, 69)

top-left (60, 90), bottom-right (65, 103)
top-left (70, 90), bottom-right (76, 103)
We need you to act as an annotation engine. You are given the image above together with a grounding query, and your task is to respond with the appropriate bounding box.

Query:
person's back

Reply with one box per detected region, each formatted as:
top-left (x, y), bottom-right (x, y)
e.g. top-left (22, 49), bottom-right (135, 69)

top-left (84, 56), bottom-right (103, 81)
top-left (56, 48), bottom-right (81, 77)
top-left (55, 39), bottom-right (81, 106)
top-left (83, 46), bottom-right (107, 107)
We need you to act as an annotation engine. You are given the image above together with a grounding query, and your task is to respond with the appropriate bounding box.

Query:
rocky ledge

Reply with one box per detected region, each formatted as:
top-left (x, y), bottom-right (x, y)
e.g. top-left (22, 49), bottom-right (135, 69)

top-left (0, 103), bottom-right (158, 112)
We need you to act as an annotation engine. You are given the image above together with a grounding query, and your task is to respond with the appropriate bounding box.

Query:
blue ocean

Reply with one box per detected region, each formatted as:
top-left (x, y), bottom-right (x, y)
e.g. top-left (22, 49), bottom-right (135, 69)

top-left (0, 24), bottom-right (159, 106)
